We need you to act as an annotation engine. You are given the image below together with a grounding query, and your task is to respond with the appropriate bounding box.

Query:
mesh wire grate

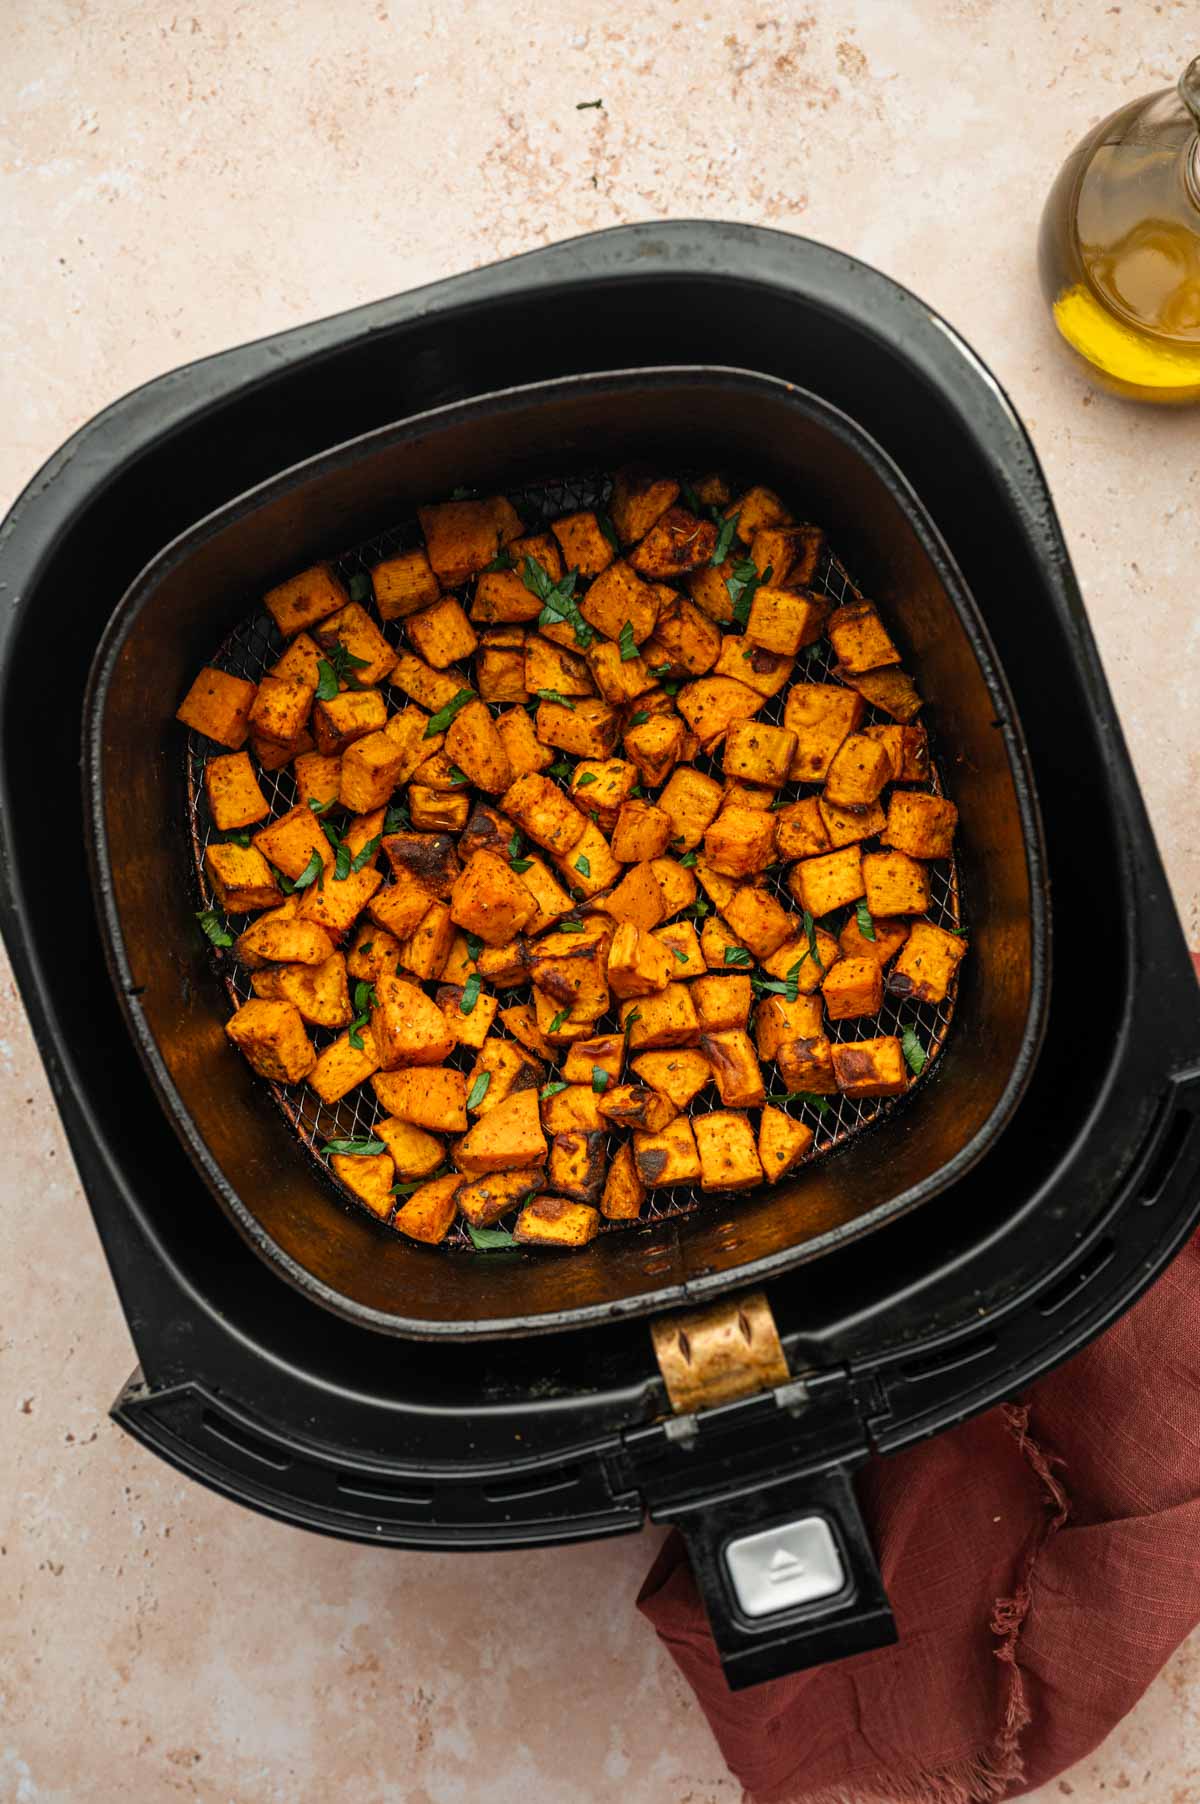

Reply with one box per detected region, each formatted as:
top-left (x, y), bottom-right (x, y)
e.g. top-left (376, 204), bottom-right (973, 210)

top-left (186, 473), bottom-right (962, 1246)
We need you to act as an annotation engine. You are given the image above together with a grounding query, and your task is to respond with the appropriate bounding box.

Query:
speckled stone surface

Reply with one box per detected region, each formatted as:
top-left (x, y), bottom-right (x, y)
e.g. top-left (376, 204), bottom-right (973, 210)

top-left (2, 3), bottom-right (1198, 1800)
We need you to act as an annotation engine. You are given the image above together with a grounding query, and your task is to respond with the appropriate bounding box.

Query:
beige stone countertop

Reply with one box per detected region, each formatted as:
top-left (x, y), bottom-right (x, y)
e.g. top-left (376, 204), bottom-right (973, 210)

top-left (2, 2), bottom-right (1198, 1800)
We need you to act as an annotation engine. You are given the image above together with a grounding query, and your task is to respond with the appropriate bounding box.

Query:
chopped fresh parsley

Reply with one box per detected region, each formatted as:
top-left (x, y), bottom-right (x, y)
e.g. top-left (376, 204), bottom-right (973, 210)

top-left (855, 899), bottom-right (877, 942)
top-left (520, 554), bottom-right (593, 649)
top-left (575, 98), bottom-right (604, 110)
top-left (575, 854), bottom-right (590, 877)
top-left (483, 548), bottom-right (516, 572)
top-left (324, 1136), bottom-right (386, 1158)
top-left (679, 849), bottom-right (698, 867)
top-left (669, 944), bottom-right (688, 963)
top-left (465, 932), bottom-right (483, 964)
top-left (450, 485), bottom-right (471, 499)
top-left (575, 770), bottom-right (598, 787)
top-left (591, 1065), bottom-right (610, 1092)
top-left (752, 960), bottom-right (802, 1003)
top-left (541, 1080), bottom-right (570, 1100)
top-left (550, 918), bottom-right (585, 933)
top-left (348, 571), bottom-right (372, 603)
top-left (629, 710), bottom-right (650, 726)
top-left (466, 1070), bottom-right (491, 1110)
top-left (423, 688), bottom-right (476, 737)
top-left (536, 690), bottom-right (576, 710)
top-left (460, 970), bottom-right (483, 1014)
top-left (710, 511), bottom-right (739, 567)
top-left (764, 1091), bottom-right (832, 1116)
top-left (597, 511), bottom-right (620, 552)
top-left (308, 796), bottom-right (335, 816)
top-left (548, 1008), bottom-right (570, 1033)
top-left (507, 829), bottom-right (532, 874)
top-left (348, 834), bottom-right (381, 875)
top-left (447, 765), bottom-right (469, 786)
top-left (723, 946), bottom-right (753, 967)
top-left (196, 907), bottom-right (233, 949)
top-left (727, 559), bottom-right (771, 628)
top-left (384, 801), bottom-right (411, 833)
top-left (617, 620), bottom-right (639, 662)
top-left (466, 1222), bottom-right (518, 1250)
top-left (680, 480), bottom-right (701, 514)
top-left (901, 1026), bottom-right (928, 1076)
top-left (282, 849), bottom-right (324, 894)
top-left (802, 909), bottom-right (824, 971)
top-left (547, 757), bottom-right (574, 781)
top-left (621, 1006), bottom-right (643, 1049)
top-left (347, 979), bottom-right (377, 1050)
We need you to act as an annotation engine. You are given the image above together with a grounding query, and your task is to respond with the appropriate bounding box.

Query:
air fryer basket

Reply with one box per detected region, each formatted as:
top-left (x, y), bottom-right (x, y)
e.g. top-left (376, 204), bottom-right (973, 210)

top-left (86, 367), bottom-right (1046, 1337)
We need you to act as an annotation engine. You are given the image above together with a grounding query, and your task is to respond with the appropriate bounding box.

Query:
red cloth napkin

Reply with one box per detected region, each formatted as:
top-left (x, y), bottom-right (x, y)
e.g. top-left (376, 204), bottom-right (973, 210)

top-left (639, 979), bottom-right (1200, 1803)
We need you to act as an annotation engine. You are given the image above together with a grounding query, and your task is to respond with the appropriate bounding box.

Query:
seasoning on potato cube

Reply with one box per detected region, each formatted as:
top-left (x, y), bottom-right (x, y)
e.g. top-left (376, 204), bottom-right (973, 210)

top-left (396, 900), bottom-right (456, 982)
top-left (601, 1141), bottom-right (645, 1220)
top-left (445, 700), bottom-right (512, 796)
top-left (455, 1167), bottom-right (544, 1228)
top-left (389, 650), bottom-right (467, 716)
top-left (611, 799), bottom-right (674, 863)
top-left (578, 560), bottom-right (659, 644)
top-left (236, 906), bottom-right (333, 968)
top-left (691, 974), bottom-right (753, 1033)
top-left (750, 523), bottom-right (823, 587)
top-left (314, 602), bottom-right (396, 686)
top-left (536, 697), bottom-right (620, 761)
top-left (330, 1151), bottom-right (396, 1220)
top-left (375, 1116), bottom-right (447, 1180)
top-left (822, 955), bottom-right (884, 1021)
top-left (720, 885), bottom-right (795, 959)
top-left (204, 751), bottom-right (270, 830)
top-left (466, 1040), bottom-right (543, 1116)
top-left (609, 468), bottom-right (679, 545)
top-left (712, 641), bottom-right (794, 701)
top-left (676, 676), bottom-right (764, 751)
top-left (371, 547), bottom-right (441, 620)
top-left (621, 985), bottom-right (700, 1051)
top-left (550, 510), bottom-right (616, 577)
top-left (403, 596), bottom-right (478, 672)
top-left (456, 1088), bottom-right (548, 1174)
top-left (864, 722), bottom-right (929, 783)
top-left (773, 797), bottom-right (832, 861)
top-left (838, 912), bottom-right (910, 968)
top-left (417, 495), bottom-right (523, 587)
top-left (514, 1194), bottom-right (601, 1248)
top-left (828, 602), bottom-right (901, 676)
top-left (630, 1049), bottom-right (711, 1110)
top-left (627, 506), bottom-right (718, 578)
top-left (606, 922), bottom-right (674, 998)
top-left (409, 786), bottom-right (471, 831)
top-left (703, 806), bottom-right (776, 878)
top-left (313, 688), bottom-right (390, 756)
top-left (224, 998), bottom-right (315, 1084)
top-left (601, 861), bottom-right (667, 931)
top-left (251, 952), bottom-right (352, 1029)
top-left (446, 848), bottom-right (534, 946)
top-left (753, 992), bottom-right (823, 1062)
top-left (372, 1066), bottom-right (468, 1131)
top-left (503, 773), bottom-right (587, 856)
top-left (884, 791), bottom-right (959, 860)
top-left (648, 595), bottom-right (721, 675)
top-left (694, 1110), bottom-right (764, 1190)
top-left (832, 1036), bottom-right (909, 1098)
top-left (541, 1083), bottom-right (604, 1132)
top-left (758, 1107), bottom-right (814, 1182)
top-left (744, 586), bottom-right (828, 658)
top-left (562, 1033), bottom-right (625, 1086)
top-left (783, 684), bottom-right (865, 781)
top-left (653, 919), bottom-right (704, 977)
top-left (776, 1034), bottom-right (838, 1095)
top-left (253, 804), bottom-right (332, 881)
top-left (496, 705), bottom-right (554, 779)
top-left (516, 855), bottom-right (575, 932)
top-left (624, 713), bottom-right (686, 788)
top-left (862, 849), bottom-right (932, 916)
top-left (177, 667), bottom-right (258, 749)
top-left (307, 1023), bottom-right (380, 1104)
top-left (371, 975), bottom-right (456, 1070)
top-left (293, 750), bottom-right (342, 811)
top-left (819, 796), bottom-right (887, 848)
top-left (723, 720), bottom-right (798, 790)
top-left (547, 1129), bottom-right (606, 1203)
top-left (887, 921), bottom-right (967, 1005)
top-left (204, 843), bottom-right (280, 913)
top-left (842, 665), bottom-right (923, 723)
top-left (656, 767), bottom-right (722, 852)
top-left (568, 756), bottom-right (637, 832)
top-left (393, 1172), bottom-right (462, 1244)
top-left (598, 1084), bottom-right (678, 1134)
top-left (824, 733), bottom-right (893, 811)
top-left (787, 846), bottom-right (866, 917)
top-left (702, 1029), bottom-right (765, 1108)
top-left (264, 563), bottom-right (349, 636)
top-left (338, 729), bottom-right (408, 813)
top-left (762, 926), bottom-right (839, 992)
top-left (528, 922), bottom-right (611, 1020)
top-left (476, 629), bottom-right (530, 704)
top-left (727, 484), bottom-right (791, 538)
top-left (633, 1116), bottom-right (702, 1188)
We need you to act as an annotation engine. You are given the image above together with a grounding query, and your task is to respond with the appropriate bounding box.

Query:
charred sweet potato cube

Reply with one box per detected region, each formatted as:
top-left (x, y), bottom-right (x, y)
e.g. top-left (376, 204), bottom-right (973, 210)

top-left (691, 974), bottom-right (753, 1032)
top-left (727, 484), bottom-right (791, 538)
top-left (842, 666), bottom-right (923, 723)
top-left (293, 751), bottom-right (342, 812)
top-left (476, 939), bottom-right (529, 989)
top-left (514, 1193), bottom-right (600, 1248)
top-left (824, 733), bottom-right (892, 810)
top-left (631, 1048), bottom-right (711, 1110)
top-left (177, 667), bottom-right (258, 749)
top-left (579, 560), bottom-right (660, 645)
top-left (405, 596), bottom-right (478, 671)
top-left (516, 854), bottom-right (575, 932)
top-left (883, 791), bottom-right (958, 860)
top-left (456, 1087), bottom-right (548, 1174)
top-left (750, 523), bottom-right (823, 587)
top-left (371, 975), bottom-right (456, 1070)
top-left (702, 1029), bottom-right (765, 1108)
top-left (686, 563), bottom-right (737, 625)
top-left (389, 650), bottom-right (465, 716)
top-left (456, 798), bottom-right (514, 862)
top-left (839, 912), bottom-right (910, 968)
top-left (500, 1001), bottom-right (555, 1061)
top-left (657, 766), bottom-right (723, 851)
top-left (476, 629), bottom-right (530, 705)
top-left (723, 721), bottom-right (798, 790)
top-left (205, 843), bottom-right (280, 913)
top-left (720, 885), bottom-right (795, 959)
top-left (623, 713), bottom-right (686, 787)
top-left (776, 1034), bottom-right (838, 1095)
top-left (753, 991), bottom-right (823, 1062)
top-left (759, 1107), bottom-right (814, 1182)
top-left (601, 1141), bottom-right (645, 1221)
top-left (496, 705), bottom-right (554, 778)
top-left (435, 981), bottom-right (499, 1049)
top-left (788, 846), bottom-right (866, 917)
top-left (832, 1036), bottom-right (908, 1098)
top-left (314, 602), bottom-right (395, 687)
top-left (713, 639), bottom-right (793, 701)
top-left (450, 849), bottom-right (537, 946)
top-left (550, 510), bottom-right (615, 577)
top-left (418, 495), bottom-right (523, 586)
top-left (536, 698), bottom-right (620, 762)
top-left (694, 1110), bottom-right (763, 1191)
top-left (225, 998), bottom-right (315, 1083)
top-left (586, 640), bottom-right (655, 706)
top-left (547, 1129), bottom-right (606, 1203)
top-left (456, 1167), bottom-right (545, 1228)
top-left (864, 722), bottom-right (930, 784)
top-left (528, 922), bottom-right (610, 1020)
top-left (822, 955), bottom-right (884, 1020)
top-left (676, 675), bottom-right (763, 750)
top-left (264, 564), bottom-right (349, 636)
top-left (503, 773), bottom-right (587, 856)
top-left (371, 546), bottom-right (441, 621)
top-left (375, 1116), bottom-right (446, 1180)
top-left (330, 1151), bottom-right (396, 1219)
top-left (703, 806), bottom-right (776, 878)
top-left (541, 1084), bottom-right (604, 1133)
top-left (393, 1172), bottom-right (461, 1244)
top-left (204, 751), bottom-right (270, 830)
top-left (442, 700), bottom-right (510, 796)
top-left (236, 907), bottom-right (335, 969)
top-left (744, 586), bottom-right (828, 658)
top-left (562, 1034), bottom-right (625, 1088)
top-left (251, 952), bottom-right (352, 1029)
top-left (466, 1038), bottom-right (543, 1116)
top-left (553, 819), bottom-right (622, 898)
top-left (652, 920), bottom-right (705, 980)
top-left (253, 804), bottom-right (333, 881)
top-left (308, 1023), bottom-right (380, 1103)
top-left (862, 849), bottom-right (932, 916)
top-left (648, 595), bottom-right (722, 675)
top-left (888, 921), bottom-right (967, 1005)
top-left (609, 468), bottom-right (679, 545)
top-left (627, 505), bottom-right (717, 577)
top-left (598, 1083), bottom-right (678, 1133)
top-left (372, 1066), bottom-right (468, 1131)
top-left (783, 684), bottom-right (865, 781)
top-left (313, 688), bottom-right (389, 756)
top-left (828, 602), bottom-right (901, 676)
top-left (650, 858), bottom-right (699, 921)
top-left (621, 984), bottom-right (700, 1051)
top-left (606, 921), bottom-right (674, 998)
top-left (700, 912), bottom-right (749, 971)
top-left (819, 796), bottom-right (887, 848)
top-left (610, 800), bottom-right (674, 864)
top-left (337, 729), bottom-right (407, 813)
top-left (408, 786), bottom-right (471, 831)
top-left (773, 798), bottom-right (832, 861)
top-left (601, 861), bottom-right (668, 931)
top-left (633, 1116), bottom-right (701, 1188)
top-left (396, 900), bottom-right (456, 981)
top-left (382, 829), bottom-right (460, 896)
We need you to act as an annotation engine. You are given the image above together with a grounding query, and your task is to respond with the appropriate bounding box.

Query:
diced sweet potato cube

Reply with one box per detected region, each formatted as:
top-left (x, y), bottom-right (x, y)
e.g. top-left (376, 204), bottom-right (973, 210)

top-left (721, 780), bottom-right (774, 816)
top-left (887, 921), bottom-right (967, 1005)
top-left (703, 806), bottom-right (776, 878)
top-left (727, 484), bottom-right (791, 538)
top-left (723, 721), bottom-right (798, 790)
top-left (628, 505), bottom-right (717, 577)
top-left (308, 1023), bottom-right (380, 1103)
top-left (337, 729), bottom-right (407, 813)
top-left (477, 938), bottom-right (529, 989)
top-left (773, 798), bottom-right (832, 860)
top-left (459, 796), bottom-right (515, 860)
top-left (633, 1116), bottom-right (701, 1188)
top-left (762, 927), bottom-right (840, 993)
top-left (371, 975), bottom-right (456, 1069)
top-left (657, 766), bottom-right (723, 851)
top-left (822, 955), bottom-right (884, 1020)
top-left (408, 787), bottom-right (471, 831)
top-left (371, 546), bottom-right (441, 621)
top-left (864, 722), bottom-right (930, 784)
top-left (314, 602), bottom-right (396, 686)
top-left (251, 952), bottom-right (352, 1029)
top-left (528, 922), bottom-right (610, 1018)
top-left (843, 666), bottom-right (923, 723)
top-left (609, 468), bottom-right (679, 545)
top-left (406, 596), bottom-right (478, 671)
top-left (753, 991), bottom-right (823, 1062)
top-left (535, 698), bottom-right (620, 763)
top-left (652, 921), bottom-right (705, 980)
top-left (499, 1002), bottom-right (555, 1061)
top-left (819, 796), bottom-right (887, 848)
top-left (269, 632), bottom-right (323, 687)
top-left (838, 912), bottom-right (910, 968)
top-left (631, 1048), bottom-right (711, 1110)
top-left (418, 495), bottom-right (523, 586)
top-left (551, 819), bottom-right (620, 899)
top-left (650, 858), bottom-right (699, 921)
top-left (832, 1036), bottom-right (908, 1098)
top-left (514, 1193), bottom-right (600, 1248)
top-left (776, 1034), bottom-right (839, 1094)
top-left (883, 792), bottom-right (958, 860)
top-left (720, 886), bottom-right (794, 959)
top-left (389, 650), bottom-right (465, 715)
top-left (330, 1151), bottom-right (396, 1219)
top-left (253, 804), bottom-right (332, 881)
top-left (344, 808), bottom-right (386, 865)
top-left (750, 523), bottom-right (823, 587)
top-left (606, 921), bottom-right (674, 998)
top-left (567, 757), bottom-right (636, 832)
top-left (579, 560), bottom-right (660, 644)
top-left (783, 684), bottom-right (865, 781)
top-left (456, 1166), bottom-right (545, 1228)
top-left (450, 849), bottom-right (537, 946)
top-left (293, 751), bottom-right (342, 811)
top-left (384, 705), bottom-right (445, 779)
top-left (471, 563), bottom-right (544, 626)
top-left (476, 633), bottom-right (530, 704)
top-left (375, 1116), bottom-right (446, 1180)
top-left (694, 858), bottom-right (739, 911)
top-left (601, 1141), bottom-right (645, 1221)
top-left (177, 667), bottom-right (258, 749)
top-left (409, 748), bottom-right (467, 793)
top-left (532, 988), bottom-right (593, 1046)
top-left (694, 1110), bottom-right (763, 1191)
top-left (623, 714), bottom-right (686, 787)
top-left (676, 676), bottom-right (763, 750)
top-left (700, 912), bottom-right (749, 970)
top-left (441, 700), bottom-right (510, 796)
top-left (744, 585), bottom-right (828, 658)
top-left (264, 564), bottom-right (348, 636)
top-left (455, 1088), bottom-right (548, 1174)
top-left (382, 829), bottom-right (461, 896)
top-left (496, 705), bottom-right (554, 778)
top-left (788, 846), bottom-right (865, 917)
top-left (503, 773), bottom-right (587, 855)
top-left (758, 1107), bottom-right (814, 1182)
top-left (686, 562), bottom-right (737, 625)
top-left (205, 843), bottom-right (280, 913)
top-left (691, 974), bottom-right (753, 1032)
top-left (598, 1083), bottom-right (678, 1133)
top-left (313, 688), bottom-right (389, 756)
top-left (621, 984), bottom-right (700, 1050)
top-left (372, 1066), bottom-right (468, 1131)
top-left (702, 1029), bottom-right (765, 1107)
top-left (393, 1172), bottom-right (461, 1244)
top-left (204, 751), bottom-right (270, 830)
top-left (713, 639), bottom-right (794, 700)
top-left (541, 1084), bottom-right (604, 1132)
top-left (862, 850), bottom-right (932, 916)
top-left (367, 878), bottom-right (432, 941)
top-left (547, 1129), bottom-right (606, 1203)
top-left (435, 981), bottom-right (499, 1049)
top-left (396, 900), bottom-right (455, 981)
top-left (250, 725), bottom-right (314, 771)
top-left (601, 861), bottom-right (667, 931)
top-left (516, 854), bottom-right (576, 932)
top-left (225, 998), bottom-right (315, 1083)
top-left (586, 640), bottom-right (655, 706)
top-left (551, 510), bottom-right (615, 577)
top-left (236, 908), bottom-right (335, 968)
top-left (829, 602), bottom-right (901, 676)
top-left (824, 733), bottom-right (892, 810)
top-left (556, 1037), bottom-right (620, 1090)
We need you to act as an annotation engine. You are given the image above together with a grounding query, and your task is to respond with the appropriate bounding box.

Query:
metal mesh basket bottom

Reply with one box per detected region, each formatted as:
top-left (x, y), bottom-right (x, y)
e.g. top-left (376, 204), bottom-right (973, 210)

top-left (186, 473), bottom-right (962, 1247)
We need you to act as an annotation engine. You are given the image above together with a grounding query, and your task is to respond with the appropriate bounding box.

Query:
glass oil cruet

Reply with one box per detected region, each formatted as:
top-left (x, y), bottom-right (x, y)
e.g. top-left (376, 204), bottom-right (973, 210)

top-left (1039, 54), bottom-right (1200, 401)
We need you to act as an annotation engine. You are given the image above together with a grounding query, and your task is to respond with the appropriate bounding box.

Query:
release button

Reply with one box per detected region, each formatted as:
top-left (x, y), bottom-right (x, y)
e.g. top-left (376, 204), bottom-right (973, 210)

top-left (724, 1517), bottom-right (846, 1619)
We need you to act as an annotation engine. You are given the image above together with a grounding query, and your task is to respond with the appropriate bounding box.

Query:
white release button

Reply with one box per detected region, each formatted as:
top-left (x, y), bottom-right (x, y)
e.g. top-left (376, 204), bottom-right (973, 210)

top-left (725, 1517), bottom-right (846, 1619)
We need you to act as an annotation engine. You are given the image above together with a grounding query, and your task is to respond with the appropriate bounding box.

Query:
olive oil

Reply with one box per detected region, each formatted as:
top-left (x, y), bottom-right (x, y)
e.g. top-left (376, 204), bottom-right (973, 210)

top-left (1039, 57), bottom-right (1200, 402)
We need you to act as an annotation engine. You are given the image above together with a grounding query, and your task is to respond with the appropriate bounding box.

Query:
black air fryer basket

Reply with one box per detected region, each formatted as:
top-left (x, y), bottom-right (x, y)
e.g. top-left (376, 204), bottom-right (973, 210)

top-left (3, 224), bottom-right (1199, 1690)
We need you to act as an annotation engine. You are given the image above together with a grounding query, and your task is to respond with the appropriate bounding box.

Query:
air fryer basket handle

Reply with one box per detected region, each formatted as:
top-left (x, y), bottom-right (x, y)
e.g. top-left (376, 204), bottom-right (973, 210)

top-left (663, 1465), bottom-right (897, 1689)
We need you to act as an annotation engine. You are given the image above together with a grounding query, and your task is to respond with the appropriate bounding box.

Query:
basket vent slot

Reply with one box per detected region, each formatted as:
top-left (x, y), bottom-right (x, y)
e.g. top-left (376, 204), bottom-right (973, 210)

top-left (201, 1408), bottom-right (291, 1472)
top-left (1036, 1237), bottom-right (1116, 1317)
